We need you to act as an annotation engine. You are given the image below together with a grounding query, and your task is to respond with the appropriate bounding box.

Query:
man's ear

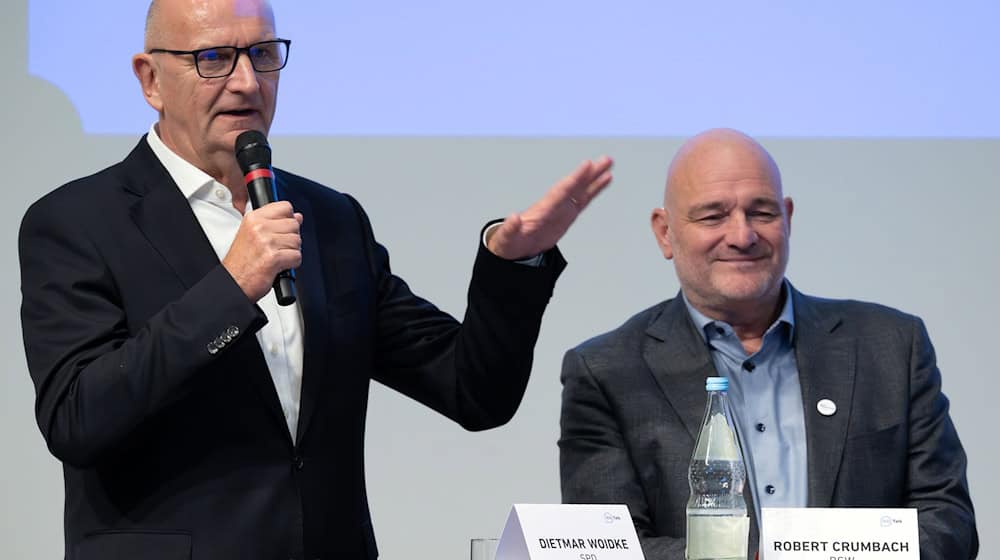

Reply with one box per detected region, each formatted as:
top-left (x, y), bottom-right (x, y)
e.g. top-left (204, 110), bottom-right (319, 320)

top-left (132, 53), bottom-right (164, 112)
top-left (651, 207), bottom-right (674, 260)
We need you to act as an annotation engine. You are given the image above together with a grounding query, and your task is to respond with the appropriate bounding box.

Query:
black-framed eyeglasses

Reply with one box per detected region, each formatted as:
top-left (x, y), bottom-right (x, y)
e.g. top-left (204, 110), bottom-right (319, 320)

top-left (148, 39), bottom-right (291, 79)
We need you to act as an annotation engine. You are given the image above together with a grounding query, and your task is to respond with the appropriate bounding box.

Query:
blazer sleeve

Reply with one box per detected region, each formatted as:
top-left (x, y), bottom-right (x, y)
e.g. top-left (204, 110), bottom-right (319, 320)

top-left (906, 318), bottom-right (979, 559)
top-left (18, 194), bottom-right (266, 468)
top-left (344, 196), bottom-right (566, 430)
top-left (559, 348), bottom-right (687, 560)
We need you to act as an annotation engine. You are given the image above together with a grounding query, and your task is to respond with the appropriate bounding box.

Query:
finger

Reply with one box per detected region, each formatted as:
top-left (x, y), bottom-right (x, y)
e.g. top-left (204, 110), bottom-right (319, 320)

top-left (562, 156), bottom-right (614, 207)
top-left (582, 156), bottom-right (613, 184)
top-left (581, 169), bottom-right (614, 203)
top-left (294, 212), bottom-right (304, 224)
top-left (270, 217), bottom-right (303, 234)
top-left (256, 201), bottom-right (295, 217)
top-left (273, 247), bottom-right (303, 270)
top-left (570, 156), bottom-right (613, 188)
top-left (269, 233), bottom-right (302, 251)
top-left (553, 160), bottom-right (595, 194)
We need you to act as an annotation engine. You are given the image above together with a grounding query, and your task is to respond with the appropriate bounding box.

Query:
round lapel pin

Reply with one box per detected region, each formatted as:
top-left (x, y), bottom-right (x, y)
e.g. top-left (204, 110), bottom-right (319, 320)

top-left (816, 398), bottom-right (837, 416)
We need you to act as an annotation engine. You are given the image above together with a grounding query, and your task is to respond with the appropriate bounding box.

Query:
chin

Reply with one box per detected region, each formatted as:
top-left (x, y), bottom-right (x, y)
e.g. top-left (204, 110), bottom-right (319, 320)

top-left (713, 275), bottom-right (780, 302)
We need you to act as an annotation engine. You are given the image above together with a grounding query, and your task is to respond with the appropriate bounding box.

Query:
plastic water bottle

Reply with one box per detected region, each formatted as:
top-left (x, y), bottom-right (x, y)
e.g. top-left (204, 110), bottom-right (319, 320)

top-left (686, 377), bottom-right (749, 560)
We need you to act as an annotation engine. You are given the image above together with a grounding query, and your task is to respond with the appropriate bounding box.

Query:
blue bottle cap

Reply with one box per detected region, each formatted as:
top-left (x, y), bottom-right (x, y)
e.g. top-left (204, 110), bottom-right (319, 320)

top-left (705, 376), bottom-right (728, 391)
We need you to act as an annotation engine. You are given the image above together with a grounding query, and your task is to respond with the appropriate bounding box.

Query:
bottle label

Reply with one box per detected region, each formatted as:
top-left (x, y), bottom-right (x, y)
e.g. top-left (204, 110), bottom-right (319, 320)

top-left (686, 515), bottom-right (749, 559)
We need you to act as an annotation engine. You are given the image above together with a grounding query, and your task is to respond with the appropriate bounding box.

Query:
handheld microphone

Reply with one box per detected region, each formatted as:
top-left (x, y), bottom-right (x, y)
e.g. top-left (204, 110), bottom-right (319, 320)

top-left (234, 130), bottom-right (297, 306)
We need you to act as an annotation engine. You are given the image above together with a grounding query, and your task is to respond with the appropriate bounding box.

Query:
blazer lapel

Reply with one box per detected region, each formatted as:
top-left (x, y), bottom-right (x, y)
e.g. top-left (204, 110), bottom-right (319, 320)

top-left (278, 175), bottom-right (330, 444)
top-left (124, 140), bottom-right (219, 289)
top-left (122, 138), bottom-right (291, 442)
top-left (791, 288), bottom-right (857, 507)
top-left (642, 295), bottom-right (717, 440)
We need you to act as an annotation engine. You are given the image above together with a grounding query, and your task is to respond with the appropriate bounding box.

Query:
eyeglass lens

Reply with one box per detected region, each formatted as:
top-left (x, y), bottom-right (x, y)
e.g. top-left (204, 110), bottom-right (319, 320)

top-left (196, 41), bottom-right (288, 77)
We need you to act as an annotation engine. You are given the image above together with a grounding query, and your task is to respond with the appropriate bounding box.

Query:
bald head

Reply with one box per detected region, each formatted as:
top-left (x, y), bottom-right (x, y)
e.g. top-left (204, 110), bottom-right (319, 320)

top-left (664, 128), bottom-right (783, 212)
top-left (143, 0), bottom-right (275, 50)
top-left (143, 0), bottom-right (163, 50)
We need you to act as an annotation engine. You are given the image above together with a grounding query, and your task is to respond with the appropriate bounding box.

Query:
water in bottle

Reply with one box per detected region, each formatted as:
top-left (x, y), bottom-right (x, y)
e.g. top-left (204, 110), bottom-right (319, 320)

top-left (686, 376), bottom-right (749, 560)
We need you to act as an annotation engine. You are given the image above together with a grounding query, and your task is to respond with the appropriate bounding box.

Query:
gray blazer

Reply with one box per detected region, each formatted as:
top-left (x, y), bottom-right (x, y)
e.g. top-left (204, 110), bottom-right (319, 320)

top-left (559, 286), bottom-right (977, 560)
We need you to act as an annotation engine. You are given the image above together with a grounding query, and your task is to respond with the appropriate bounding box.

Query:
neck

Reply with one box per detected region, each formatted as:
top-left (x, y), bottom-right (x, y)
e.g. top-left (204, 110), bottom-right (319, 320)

top-left (155, 124), bottom-right (250, 211)
top-left (688, 285), bottom-right (786, 355)
top-left (194, 153), bottom-right (250, 213)
top-left (217, 165), bottom-right (250, 213)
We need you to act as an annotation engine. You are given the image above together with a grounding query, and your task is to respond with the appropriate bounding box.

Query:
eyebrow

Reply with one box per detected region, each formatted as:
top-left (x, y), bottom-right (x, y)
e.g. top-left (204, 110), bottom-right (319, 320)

top-left (687, 197), bottom-right (782, 217)
top-left (687, 201), bottom-right (730, 217)
top-left (747, 197), bottom-right (782, 211)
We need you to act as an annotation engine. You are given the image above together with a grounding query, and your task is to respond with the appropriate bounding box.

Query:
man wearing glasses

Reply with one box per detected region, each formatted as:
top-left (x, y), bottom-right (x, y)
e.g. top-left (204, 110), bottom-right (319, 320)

top-left (17, 0), bottom-right (612, 559)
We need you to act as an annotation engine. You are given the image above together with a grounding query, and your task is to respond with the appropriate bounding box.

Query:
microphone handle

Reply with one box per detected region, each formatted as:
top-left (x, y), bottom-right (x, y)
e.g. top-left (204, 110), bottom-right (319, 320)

top-left (246, 175), bottom-right (297, 306)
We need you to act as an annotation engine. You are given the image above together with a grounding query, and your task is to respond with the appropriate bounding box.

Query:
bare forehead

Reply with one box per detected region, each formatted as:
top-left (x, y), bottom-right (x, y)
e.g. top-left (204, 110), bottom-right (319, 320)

top-left (666, 132), bottom-right (782, 207)
top-left (153, 0), bottom-right (275, 42)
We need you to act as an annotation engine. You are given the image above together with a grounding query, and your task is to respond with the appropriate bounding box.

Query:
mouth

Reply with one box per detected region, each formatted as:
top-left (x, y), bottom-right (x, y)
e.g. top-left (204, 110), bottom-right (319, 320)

top-left (218, 109), bottom-right (258, 119)
top-left (716, 256), bottom-right (770, 269)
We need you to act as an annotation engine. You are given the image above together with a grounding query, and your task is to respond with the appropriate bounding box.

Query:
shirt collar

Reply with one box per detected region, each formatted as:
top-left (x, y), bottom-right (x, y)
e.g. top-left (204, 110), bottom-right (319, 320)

top-left (682, 279), bottom-right (796, 345)
top-left (145, 123), bottom-right (219, 202)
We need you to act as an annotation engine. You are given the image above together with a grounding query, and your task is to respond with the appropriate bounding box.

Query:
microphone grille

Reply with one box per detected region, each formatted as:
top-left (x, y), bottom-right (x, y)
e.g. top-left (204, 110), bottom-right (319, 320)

top-left (234, 130), bottom-right (271, 173)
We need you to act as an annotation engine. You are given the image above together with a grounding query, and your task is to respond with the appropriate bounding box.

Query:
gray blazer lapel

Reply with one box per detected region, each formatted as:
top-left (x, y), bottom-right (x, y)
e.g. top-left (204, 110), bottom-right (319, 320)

top-left (792, 288), bottom-right (857, 507)
top-left (642, 295), bottom-right (718, 440)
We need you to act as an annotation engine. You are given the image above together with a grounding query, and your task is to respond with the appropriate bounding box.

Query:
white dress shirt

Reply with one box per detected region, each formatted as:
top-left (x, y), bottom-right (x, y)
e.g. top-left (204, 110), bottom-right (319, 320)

top-left (146, 125), bottom-right (304, 441)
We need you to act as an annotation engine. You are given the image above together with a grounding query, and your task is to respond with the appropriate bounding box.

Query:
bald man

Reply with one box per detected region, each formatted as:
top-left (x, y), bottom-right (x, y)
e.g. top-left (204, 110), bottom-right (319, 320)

top-left (18, 0), bottom-right (611, 558)
top-left (558, 129), bottom-right (977, 560)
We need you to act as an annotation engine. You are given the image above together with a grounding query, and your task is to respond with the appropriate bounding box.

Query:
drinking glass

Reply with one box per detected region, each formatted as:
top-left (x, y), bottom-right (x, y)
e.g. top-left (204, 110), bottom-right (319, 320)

top-left (470, 537), bottom-right (499, 560)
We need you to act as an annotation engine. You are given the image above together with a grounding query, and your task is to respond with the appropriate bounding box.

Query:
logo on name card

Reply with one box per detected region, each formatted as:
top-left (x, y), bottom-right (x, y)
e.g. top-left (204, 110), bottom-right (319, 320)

top-left (880, 515), bottom-right (903, 527)
top-left (603, 512), bottom-right (623, 524)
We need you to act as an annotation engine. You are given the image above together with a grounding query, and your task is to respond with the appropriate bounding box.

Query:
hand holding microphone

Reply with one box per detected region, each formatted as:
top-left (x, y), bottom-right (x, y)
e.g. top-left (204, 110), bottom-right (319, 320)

top-left (222, 131), bottom-right (300, 305)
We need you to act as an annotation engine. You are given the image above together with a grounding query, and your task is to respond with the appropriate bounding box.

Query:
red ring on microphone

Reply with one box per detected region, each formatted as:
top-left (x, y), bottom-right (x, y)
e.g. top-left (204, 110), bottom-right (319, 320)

top-left (244, 168), bottom-right (274, 183)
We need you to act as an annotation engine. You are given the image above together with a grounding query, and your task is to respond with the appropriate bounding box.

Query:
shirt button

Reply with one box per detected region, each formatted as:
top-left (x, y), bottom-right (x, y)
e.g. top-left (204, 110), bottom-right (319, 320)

top-left (269, 343), bottom-right (279, 355)
top-left (765, 484), bottom-right (776, 495)
top-left (215, 188), bottom-right (227, 200)
top-left (756, 423), bottom-right (766, 432)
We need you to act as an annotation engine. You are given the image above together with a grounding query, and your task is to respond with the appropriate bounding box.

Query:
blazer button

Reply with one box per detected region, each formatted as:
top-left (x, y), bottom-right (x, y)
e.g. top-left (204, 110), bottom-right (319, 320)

top-left (207, 341), bottom-right (219, 355)
top-left (226, 325), bottom-right (240, 337)
top-left (293, 456), bottom-right (305, 470)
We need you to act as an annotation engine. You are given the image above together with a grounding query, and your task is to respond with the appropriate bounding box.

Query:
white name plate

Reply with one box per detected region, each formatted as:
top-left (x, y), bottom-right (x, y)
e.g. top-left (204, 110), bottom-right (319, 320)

top-left (761, 508), bottom-right (918, 560)
top-left (496, 504), bottom-right (644, 560)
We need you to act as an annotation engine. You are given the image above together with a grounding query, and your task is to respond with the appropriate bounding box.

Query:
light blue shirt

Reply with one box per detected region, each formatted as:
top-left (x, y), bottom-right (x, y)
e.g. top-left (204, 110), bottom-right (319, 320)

top-left (683, 283), bottom-right (808, 522)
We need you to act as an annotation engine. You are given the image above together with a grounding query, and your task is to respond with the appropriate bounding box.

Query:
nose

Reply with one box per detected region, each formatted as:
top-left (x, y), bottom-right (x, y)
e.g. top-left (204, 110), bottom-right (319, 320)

top-left (726, 214), bottom-right (758, 250)
top-left (226, 52), bottom-right (260, 93)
